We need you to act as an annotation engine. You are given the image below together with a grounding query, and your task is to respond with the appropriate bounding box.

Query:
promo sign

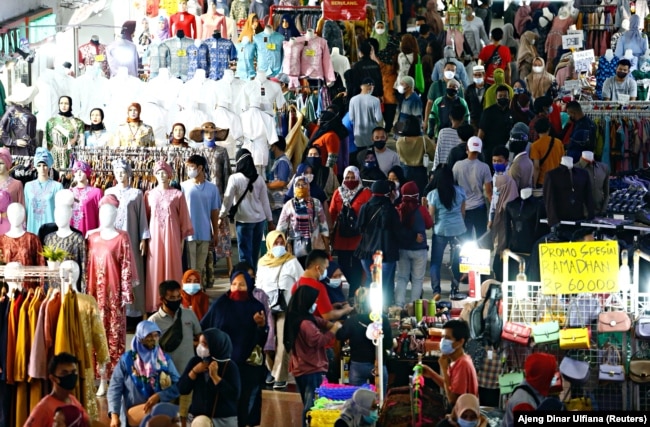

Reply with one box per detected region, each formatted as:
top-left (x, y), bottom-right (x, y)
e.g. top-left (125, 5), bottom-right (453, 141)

top-left (459, 248), bottom-right (491, 275)
top-left (539, 240), bottom-right (619, 294)
top-left (322, 0), bottom-right (367, 21)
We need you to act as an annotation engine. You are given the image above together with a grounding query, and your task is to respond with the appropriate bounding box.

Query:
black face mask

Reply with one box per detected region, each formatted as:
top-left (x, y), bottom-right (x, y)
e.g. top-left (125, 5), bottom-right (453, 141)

top-left (165, 299), bottom-right (182, 312)
top-left (373, 140), bottom-right (387, 150)
top-left (497, 98), bottom-right (510, 108)
top-left (306, 157), bottom-right (321, 170)
top-left (56, 373), bottom-right (78, 391)
top-left (616, 71), bottom-right (628, 79)
top-left (446, 88), bottom-right (458, 98)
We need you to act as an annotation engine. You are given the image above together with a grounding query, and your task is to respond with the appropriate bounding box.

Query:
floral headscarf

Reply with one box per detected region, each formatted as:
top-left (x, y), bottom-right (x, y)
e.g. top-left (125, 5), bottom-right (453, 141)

top-left (130, 320), bottom-right (170, 396)
top-left (338, 166), bottom-right (363, 203)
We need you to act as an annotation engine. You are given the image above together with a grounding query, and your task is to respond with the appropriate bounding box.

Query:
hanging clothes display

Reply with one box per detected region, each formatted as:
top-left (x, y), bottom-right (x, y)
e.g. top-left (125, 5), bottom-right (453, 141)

top-left (198, 35), bottom-right (238, 80)
top-left (235, 38), bottom-right (257, 79)
top-left (253, 30), bottom-right (284, 77)
top-left (78, 37), bottom-right (111, 78)
top-left (158, 35), bottom-right (195, 81)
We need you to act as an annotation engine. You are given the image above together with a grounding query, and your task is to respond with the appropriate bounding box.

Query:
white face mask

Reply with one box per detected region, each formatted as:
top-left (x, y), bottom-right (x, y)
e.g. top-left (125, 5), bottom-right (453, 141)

top-left (271, 245), bottom-right (287, 258)
top-left (304, 173), bottom-right (314, 183)
top-left (196, 343), bottom-right (210, 359)
top-left (397, 85), bottom-right (406, 94)
top-left (375, 28), bottom-right (385, 35)
top-left (327, 278), bottom-right (343, 288)
top-left (474, 77), bottom-right (484, 85)
top-left (444, 70), bottom-right (455, 80)
top-left (532, 66), bottom-right (544, 73)
top-left (187, 168), bottom-right (199, 179)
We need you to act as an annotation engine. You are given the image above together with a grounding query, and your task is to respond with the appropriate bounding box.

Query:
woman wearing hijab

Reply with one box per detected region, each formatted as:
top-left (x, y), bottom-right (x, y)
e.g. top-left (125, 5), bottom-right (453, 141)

top-left (370, 21), bottom-right (389, 51)
top-left (113, 102), bottom-right (156, 147)
top-left (329, 166), bottom-right (372, 301)
top-left (304, 145), bottom-right (340, 201)
top-left (501, 23), bottom-right (519, 57)
top-left (201, 270), bottom-right (267, 427)
top-left (525, 57), bottom-right (555, 100)
top-left (334, 389), bottom-right (380, 427)
top-left (307, 110), bottom-right (347, 178)
top-left (219, 148), bottom-right (274, 268)
top-left (516, 31), bottom-right (538, 80)
top-left (180, 269), bottom-right (210, 321)
top-left (616, 15), bottom-right (648, 60)
top-left (45, 95), bottom-right (85, 170)
top-left (178, 328), bottom-right (241, 426)
top-left (395, 181), bottom-right (433, 307)
top-left (436, 393), bottom-right (488, 427)
top-left (285, 286), bottom-right (342, 427)
top-left (490, 173), bottom-right (519, 281)
top-left (84, 107), bottom-right (110, 147)
top-left (256, 230), bottom-right (304, 389)
top-left (239, 13), bottom-right (260, 42)
top-left (53, 405), bottom-right (90, 427)
top-left (168, 123), bottom-right (189, 148)
top-left (510, 82), bottom-right (535, 124)
top-left (277, 14), bottom-right (300, 41)
top-left (360, 150), bottom-right (388, 188)
top-left (285, 163), bottom-right (328, 205)
top-left (107, 320), bottom-right (180, 427)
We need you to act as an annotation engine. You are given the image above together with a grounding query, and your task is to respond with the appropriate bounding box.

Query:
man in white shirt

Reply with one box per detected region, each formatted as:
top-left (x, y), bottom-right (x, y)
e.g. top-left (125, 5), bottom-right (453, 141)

top-left (371, 127), bottom-right (400, 175)
top-left (349, 77), bottom-right (384, 164)
top-left (602, 58), bottom-right (637, 101)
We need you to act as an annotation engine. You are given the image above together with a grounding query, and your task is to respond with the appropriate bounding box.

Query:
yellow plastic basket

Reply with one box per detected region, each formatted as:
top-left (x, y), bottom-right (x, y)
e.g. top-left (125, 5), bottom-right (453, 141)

top-left (307, 408), bottom-right (341, 427)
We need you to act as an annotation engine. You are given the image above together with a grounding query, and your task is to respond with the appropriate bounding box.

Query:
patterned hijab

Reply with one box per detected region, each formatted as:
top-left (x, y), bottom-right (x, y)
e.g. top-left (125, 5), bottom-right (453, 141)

top-left (338, 166), bottom-right (363, 203)
top-left (130, 321), bottom-right (169, 395)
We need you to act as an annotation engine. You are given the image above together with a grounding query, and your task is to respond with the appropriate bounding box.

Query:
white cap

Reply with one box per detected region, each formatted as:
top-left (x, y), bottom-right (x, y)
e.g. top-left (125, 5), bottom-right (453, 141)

top-left (468, 136), bottom-right (483, 153)
top-left (473, 65), bottom-right (485, 73)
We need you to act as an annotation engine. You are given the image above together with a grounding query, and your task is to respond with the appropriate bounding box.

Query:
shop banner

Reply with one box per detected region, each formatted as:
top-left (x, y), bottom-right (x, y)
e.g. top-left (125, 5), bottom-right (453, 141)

top-left (459, 248), bottom-right (491, 275)
top-left (539, 240), bottom-right (619, 295)
top-left (322, 0), bottom-right (367, 21)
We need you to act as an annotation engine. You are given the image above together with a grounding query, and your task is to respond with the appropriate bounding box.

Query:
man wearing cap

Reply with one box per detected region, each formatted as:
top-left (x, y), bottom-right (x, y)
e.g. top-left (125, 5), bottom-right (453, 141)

top-left (429, 79), bottom-right (470, 139)
top-left (452, 136), bottom-right (492, 243)
top-left (349, 78), bottom-right (384, 162)
top-left (267, 137), bottom-right (293, 224)
top-left (464, 65), bottom-right (489, 130)
top-left (503, 353), bottom-right (559, 427)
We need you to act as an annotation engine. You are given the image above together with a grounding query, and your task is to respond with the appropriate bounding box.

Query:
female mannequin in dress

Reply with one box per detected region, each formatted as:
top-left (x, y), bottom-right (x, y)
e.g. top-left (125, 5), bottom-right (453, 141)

top-left (84, 108), bottom-right (110, 147)
top-left (0, 190), bottom-right (11, 236)
top-left (105, 159), bottom-right (150, 318)
top-left (86, 195), bottom-right (136, 379)
top-left (112, 102), bottom-right (155, 147)
top-left (24, 148), bottom-right (63, 234)
top-left (168, 122), bottom-right (190, 147)
top-left (0, 147), bottom-right (24, 204)
top-left (0, 82), bottom-right (38, 156)
top-left (144, 161), bottom-right (193, 313)
top-left (70, 160), bottom-right (103, 236)
top-left (0, 202), bottom-right (45, 268)
top-left (43, 189), bottom-right (87, 291)
top-left (45, 96), bottom-right (85, 170)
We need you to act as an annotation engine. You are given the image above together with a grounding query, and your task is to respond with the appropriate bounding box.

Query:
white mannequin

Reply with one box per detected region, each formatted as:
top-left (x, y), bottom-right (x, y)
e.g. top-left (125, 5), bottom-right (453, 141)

top-left (191, 68), bottom-right (207, 83)
top-left (625, 49), bottom-right (634, 60)
top-left (54, 190), bottom-right (75, 238)
top-left (115, 66), bottom-right (129, 79)
top-left (581, 151), bottom-right (594, 162)
top-left (306, 29), bottom-right (315, 40)
top-left (521, 188), bottom-right (533, 199)
top-left (264, 25), bottom-right (273, 35)
top-left (561, 156), bottom-right (574, 169)
top-left (605, 49), bottom-right (615, 61)
top-left (5, 203), bottom-right (26, 238)
top-left (98, 204), bottom-right (119, 240)
top-left (158, 68), bottom-right (171, 80)
top-left (194, 38), bottom-right (202, 47)
top-left (569, 24), bottom-right (577, 31)
top-left (60, 259), bottom-right (80, 293)
top-left (156, 169), bottom-right (171, 190)
top-left (255, 70), bottom-right (267, 82)
top-left (559, 6), bottom-right (570, 19)
top-left (5, 262), bottom-right (24, 293)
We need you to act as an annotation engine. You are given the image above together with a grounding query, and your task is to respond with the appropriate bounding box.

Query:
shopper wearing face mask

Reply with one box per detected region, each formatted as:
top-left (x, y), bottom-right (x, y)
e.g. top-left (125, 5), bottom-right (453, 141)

top-left (464, 65), bottom-right (490, 130)
top-left (478, 85), bottom-right (514, 162)
top-left (349, 78), bottom-right (384, 165)
top-left (602, 58), bottom-right (637, 101)
top-left (429, 79), bottom-right (470, 139)
top-left (180, 269), bottom-right (210, 321)
top-left (421, 320), bottom-right (478, 407)
top-left (424, 62), bottom-right (466, 136)
top-left (370, 127), bottom-right (400, 176)
top-left (178, 328), bottom-right (241, 426)
top-left (25, 353), bottom-right (90, 427)
top-left (256, 230), bottom-right (304, 389)
top-left (285, 285), bottom-right (343, 427)
top-left (107, 320), bottom-right (181, 427)
top-left (149, 281), bottom-right (202, 425)
top-left (436, 393), bottom-right (488, 427)
top-left (524, 57), bottom-right (555, 100)
top-left (360, 150), bottom-right (388, 188)
top-left (335, 388), bottom-right (381, 427)
top-left (397, 76), bottom-right (423, 124)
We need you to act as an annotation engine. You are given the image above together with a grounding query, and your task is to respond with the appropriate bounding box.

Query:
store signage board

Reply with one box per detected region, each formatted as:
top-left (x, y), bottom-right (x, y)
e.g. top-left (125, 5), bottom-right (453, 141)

top-left (573, 49), bottom-right (595, 73)
top-left (563, 79), bottom-right (580, 93)
top-left (322, 0), bottom-right (367, 21)
top-left (562, 33), bottom-right (583, 49)
top-left (539, 240), bottom-right (619, 295)
top-left (459, 248), bottom-right (491, 275)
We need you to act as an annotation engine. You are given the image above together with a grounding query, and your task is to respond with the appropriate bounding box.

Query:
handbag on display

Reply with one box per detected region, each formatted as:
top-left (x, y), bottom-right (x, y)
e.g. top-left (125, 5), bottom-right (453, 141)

top-left (564, 396), bottom-right (593, 411)
top-left (598, 344), bottom-right (625, 382)
top-left (501, 299), bottom-right (532, 346)
top-left (629, 350), bottom-right (650, 384)
top-left (560, 299), bottom-right (591, 350)
top-left (532, 296), bottom-right (560, 344)
top-left (560, 355), bottom-right (590, 385)
top-left (498, 348), bottom-right (524, 395)
top-left (597, 293), bottom-right (631, 333)
top-left (569, 294), bottom-right (601, 327)
top-left (635, 315), bottom-right (650, 339)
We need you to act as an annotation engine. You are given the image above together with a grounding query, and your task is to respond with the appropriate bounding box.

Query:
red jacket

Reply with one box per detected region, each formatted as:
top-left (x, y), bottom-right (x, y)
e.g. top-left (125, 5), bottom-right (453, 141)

top-left (329, 187), bottom-right (372, 251)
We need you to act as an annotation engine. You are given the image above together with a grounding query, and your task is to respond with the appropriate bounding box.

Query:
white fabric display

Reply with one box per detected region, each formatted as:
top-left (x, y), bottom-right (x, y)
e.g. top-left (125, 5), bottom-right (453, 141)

top-left (144, 68), bottom-right (184, 113)
top-left (239, 75), bottom-right (285, 114)
top-left (140, 98), bottom-right (170, 146)
top-left (75, 65), bottom-right (110, 122)
top-left (211, 105), bottom-right (243, 159)
top-left (33, 68), bottom-right (78, 132)
top-left (330, 47), bottom-right (351, 88)
top-left (178, 69), bottom-right (218, 113)
top-left (214, 70), bottom-right (237, 109)
top-left (104, 67), bottom-right (145, 131)
top-left (173, 101), bottom-right (211, 133)
top-left (241, 97), bottom-right (279, 169)
top-left (106, 37), bottom-right (139, 78)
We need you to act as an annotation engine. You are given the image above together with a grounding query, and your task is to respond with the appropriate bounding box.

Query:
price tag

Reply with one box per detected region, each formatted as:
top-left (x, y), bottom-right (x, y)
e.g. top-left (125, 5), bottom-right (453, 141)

top-left (266, 43), bottom-right (276, 50)
top-left (618, 93), bottom-right (630, 105)
top-left (95, 54), bottom-right (105, 62)
top-left (305, 48), bottom-right (316, 57)
top-left (562, 34), bottom-right (583, 49)
top-left (563, 79), bottom-right (580, 93)
top-left (573, 49), bottom-right (595, 73)
top-left (487, 350), bottom-right (493, 360)
top-left (177, 49), bottom-right (187, 57)
top-left (180, 14), bottom-right (185, 21)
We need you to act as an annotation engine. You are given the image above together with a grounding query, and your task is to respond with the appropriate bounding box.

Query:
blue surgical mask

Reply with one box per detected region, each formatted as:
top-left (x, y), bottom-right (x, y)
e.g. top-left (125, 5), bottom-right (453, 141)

top-left (493, 163), bottom-right (507, 173)
top-left (183, 283), bottom-right (201, 295)
top-left (514, 87), bottom-right (525, 94)
top-left (271, 245), bottom-right (287, 258)
top-left (548, 106), bottom-right (554, 114)
top-left (440, 338), bottom-right (455, 355)
top-left (328, 278), bottom-right (343, 288)
top-left (457, 418), bottom-right (478, 427)
top-left (364, 161), bottom-right (378, 169)
top-left (363, 410), bottom-right (379, 423)
top-left (309, 302), bottom-right (317, 313)
top-left (204, 138), bottom-right (216, 148)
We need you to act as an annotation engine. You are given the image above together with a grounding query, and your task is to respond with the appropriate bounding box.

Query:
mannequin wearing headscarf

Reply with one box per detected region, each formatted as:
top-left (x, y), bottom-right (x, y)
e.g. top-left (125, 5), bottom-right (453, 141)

top-left (107, 320), bottom-right (180, 425)
top-left (24, 147), bottom-right (63, 234)
top-left (615, 15), bottom-right (648, 62)
top-left (370, 21), bottom-right (389, 51)
top-left (168, 123), bottom-right (189, 147)
top-left (517, 31), bottom-right (538, 80)
top-left (0, 147), bottom-right (24, 205)
top-left (200, 270), bottom-right (267, 427)
top-left (277, 14), bottom-right (300, 41)
top-left (437, 393), bottom-right (489, 427)
top-left (484, 69), bottom-right (514, 108)
top-left (180, 269), bottom-right (210, 321)
top-left (155, 16), bottom-right (171, 43)
top-left (177, 328), bottom-right (241, 423)
top-left (45, 95), bottom-right (85, 170)
top-left (239, 13), bottom-right (260, 43)
top-left (113, 102), bottom-right (156, 147)
top-left (525, 57), bottom-right (555, 99)
top-left (84, 107), bottom-right (110, 147)
top-left (334, 389), bottom-right (379, 427)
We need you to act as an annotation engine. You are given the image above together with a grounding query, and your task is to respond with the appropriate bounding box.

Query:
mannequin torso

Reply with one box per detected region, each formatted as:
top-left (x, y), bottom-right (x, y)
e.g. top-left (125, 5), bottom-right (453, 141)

top-left (0, 103), bottom-right (38, 156)
top-left (24, 175), bottom-right (63, 235)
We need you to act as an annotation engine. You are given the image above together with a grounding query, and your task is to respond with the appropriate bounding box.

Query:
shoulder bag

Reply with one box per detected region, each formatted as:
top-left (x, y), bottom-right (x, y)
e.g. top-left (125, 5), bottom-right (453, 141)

top-left (500, 299), bottom-right (531, 346)
top-left (559, 355), bottom-right (590, 385)
top-left (629, 350), bottom-right (650, 383)
top-left (532, 296), bottom-right (560, 345)
top-left (559, 298), bottom-right (591, 350)
top-left (597, 293), bottom-right (631, 333)
top-left (635, 315), bottom-right (650, 339)
top-left (159, 309), bottom-right (183, 353)
top-left (538, 136), bottom-right (555, 167)
top-left (228, 179), bottom-right (251, 221)
top-left (268, 264), bottom-right (287, 313)
top-left (598, 344), bottom-right (625, 382)
top-left (498, 349), bottom-right (524, 395)
top-left (415, 54), bottom-right (425, 93)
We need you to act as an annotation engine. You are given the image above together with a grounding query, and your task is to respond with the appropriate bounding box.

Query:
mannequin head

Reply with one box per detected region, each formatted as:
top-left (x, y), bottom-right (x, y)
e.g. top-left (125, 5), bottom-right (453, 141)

top-left (98, 195), bottom-right (120, 229)
top-left (72, 160), bottom-right (92, 186)
top-left (153, 161), bottom-right (173, 188)
top-left (179, 0), bottom-right (188, 12)
top-left (58, 96), bottom-right (72, 116)
top-left (54, 190), bottom-right (75, 228)
top-left (7, 203), bottom-right (25, 228)
top-left (127, 103), bottom-right (142, 122)
top-left (171, 123), bottom-right (186, 141)
top-left (0, 148), bottom-right (12, 177)
top-left (34, 148), bottom-right (53, 181)
top-left (264, 25), bottom-right (273, 34)
top-left (208, 1), bottom-right (217, 13)
top-left (89, 108), bottom-right (105, 128)
top-left (256, 70), bottom-right (267, 82)
top-left (60, 260), bottom-right (80, 291)
top-left (242, 35), bottom-right (250, 44)
top-left (5, 262), bottom-right (24, 292)
top-left (306, 29), bottom-right (314, 40)
top-left (112, 159), bottom-right (132, 186)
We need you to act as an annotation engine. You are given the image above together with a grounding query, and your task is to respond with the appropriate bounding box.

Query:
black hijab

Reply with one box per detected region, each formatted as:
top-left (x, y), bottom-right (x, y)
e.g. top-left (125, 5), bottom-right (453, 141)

top-left (235, 148), bottom-right (258, 191)
top-left (88, 108), bottom-right (105, 131)
top-left (308, 110), bottom-right (343, 146)
top-left (284, 285), bottom-right (319, 352)
top-left (58, 96), bottom-right (73, 118)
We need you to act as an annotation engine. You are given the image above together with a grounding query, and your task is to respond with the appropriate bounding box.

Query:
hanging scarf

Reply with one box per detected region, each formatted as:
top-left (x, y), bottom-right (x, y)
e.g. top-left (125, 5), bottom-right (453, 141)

top-left (156, 16), bottom-right (170, 42)
top-left (58, 96), bottom-right (73, 118)
top-left (277, 14), bottom-right (300, 41)
top-left (258, 230), bottom-right (295, 267)
top-left (624, 15), bottom-right (643, 46)
top-left (338, 166), bottom-right (364, 203)
top-left (130, 321), bottom-right (170, 397)
top-left (239, 13), bottom-right (259, 43)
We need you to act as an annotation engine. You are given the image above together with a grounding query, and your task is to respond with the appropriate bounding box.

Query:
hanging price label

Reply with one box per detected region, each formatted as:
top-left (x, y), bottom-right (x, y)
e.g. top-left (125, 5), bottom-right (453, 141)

top-left (305, 49), bottom-right (316, 57)
top-left (95, 54), bottom-right (105, 62)
top-left (266, 43), bottom-right (276, 50)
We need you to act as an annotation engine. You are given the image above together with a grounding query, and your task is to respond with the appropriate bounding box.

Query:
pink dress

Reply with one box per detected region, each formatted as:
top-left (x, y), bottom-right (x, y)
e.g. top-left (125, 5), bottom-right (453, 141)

top-left (86, 231), bottom-right (135, 377)
top-left (144, 187), bottom-right (193, 313)
top-left (0, 177), bottom-right (24, 205)
top-left (71, 186), bottom-right (103, 236)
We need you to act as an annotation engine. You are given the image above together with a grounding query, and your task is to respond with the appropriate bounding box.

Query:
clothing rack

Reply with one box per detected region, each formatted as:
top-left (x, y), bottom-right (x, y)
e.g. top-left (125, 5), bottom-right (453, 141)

top-left (269, 5), bottom-right (322, 31)
top-left (0, 265), bottom-right (60, 281)
top-left (580, 100), bottom-right (650, 113)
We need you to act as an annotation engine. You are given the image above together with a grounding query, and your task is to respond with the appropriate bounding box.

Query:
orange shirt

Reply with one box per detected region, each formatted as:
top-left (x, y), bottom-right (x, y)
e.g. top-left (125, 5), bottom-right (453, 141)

top-left (448, 354), bottom-right (479, 396)
top-left (25, 394), bottom-right (88, 427)
top-left (313, 131), bottom-right (340, 175)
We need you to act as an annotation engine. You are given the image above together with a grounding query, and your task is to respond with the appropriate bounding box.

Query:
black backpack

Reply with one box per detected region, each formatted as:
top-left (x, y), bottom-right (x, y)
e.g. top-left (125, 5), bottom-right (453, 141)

top-left (336, 190), bottom-right (363, 238)
top-left (469, 282), bottom-right (503, 347)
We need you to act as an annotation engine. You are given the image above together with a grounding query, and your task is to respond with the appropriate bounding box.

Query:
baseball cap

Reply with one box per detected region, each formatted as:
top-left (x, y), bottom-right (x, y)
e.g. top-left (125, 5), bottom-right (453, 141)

top-left (361, 77), bottom-right (375, 86)
top-left (468, 136), bottom-right (483, 153)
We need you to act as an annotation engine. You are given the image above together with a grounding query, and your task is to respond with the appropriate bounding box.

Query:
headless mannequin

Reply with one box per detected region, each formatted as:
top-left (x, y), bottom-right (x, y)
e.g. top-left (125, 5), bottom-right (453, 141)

top-left (306, 29), bottom-right (315, 40)
top-left (605, 49), bottom-right (615, 61)
top-left (521, 187), bottom-right (533, 199)
top-left (5, 203), bottom-right (26, 238)
top-left (256, 70), bottom-right (267, 83)
top-left (213, 30), bottom-right (221, 39)
top-left (176, 29), bottom-right (185, 39)
top-left (561, 156), bottom-right (574, 169)
top-left (625, 48), bottom-right (634, 60)
top-left (264, 25), bottom-right (272, 36)
top-left (54, 194), bottom-right (74, 239)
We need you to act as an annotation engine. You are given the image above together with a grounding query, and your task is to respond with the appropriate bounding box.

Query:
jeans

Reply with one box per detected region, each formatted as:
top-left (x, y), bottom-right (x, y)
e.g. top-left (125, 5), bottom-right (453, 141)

top-left (361, 259), bottom-right (397, 307)
top-left (395, 249), bottom-right (428, 307)
top-left (462, 205), bottom-right (488, 243)
top-left (349, 361), bottom-right (388, 397)
top-left (295, 372), bottom-right (324, 427)
top-left (336, 250), bottom-right (364, 301)
top-left (235, 220), bottom-right (265, 268)
top-left (430, 235), bottom-right (461, 295)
